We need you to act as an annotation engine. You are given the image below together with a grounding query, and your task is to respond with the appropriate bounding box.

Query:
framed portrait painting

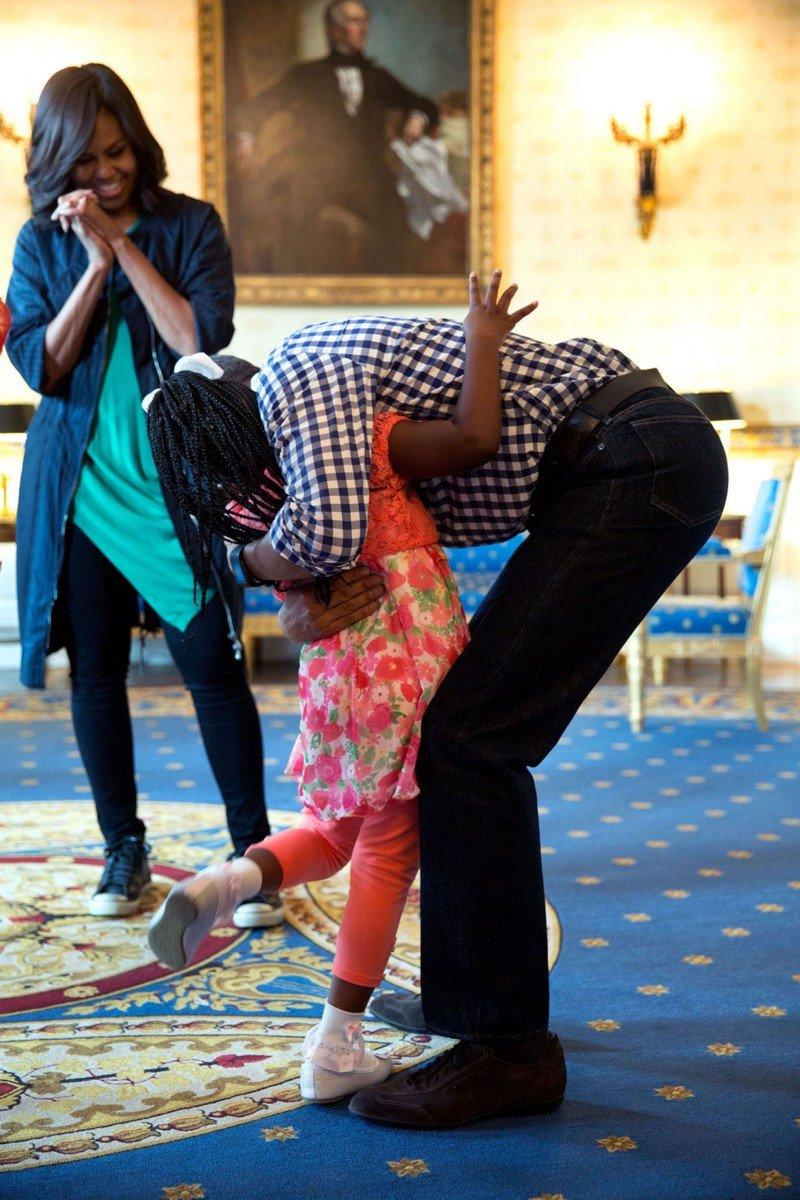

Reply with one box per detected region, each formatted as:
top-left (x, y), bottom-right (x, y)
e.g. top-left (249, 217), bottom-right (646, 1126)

top-left (198, 0), bottom-right (494, 304)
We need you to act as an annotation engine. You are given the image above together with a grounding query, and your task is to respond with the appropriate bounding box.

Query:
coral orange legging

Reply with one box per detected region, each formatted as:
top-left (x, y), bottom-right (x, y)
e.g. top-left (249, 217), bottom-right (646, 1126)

top-left (246, 800), bottom-right (419, 989)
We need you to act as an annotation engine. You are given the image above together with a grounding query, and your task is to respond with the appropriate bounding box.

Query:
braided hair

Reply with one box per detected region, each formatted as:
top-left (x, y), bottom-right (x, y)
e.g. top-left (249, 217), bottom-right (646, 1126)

top-left (146, 370), bottom-right (285, 603)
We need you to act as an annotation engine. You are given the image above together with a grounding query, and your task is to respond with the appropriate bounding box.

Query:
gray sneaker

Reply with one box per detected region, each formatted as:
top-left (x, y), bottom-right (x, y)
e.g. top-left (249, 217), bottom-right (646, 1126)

top-left (233, 890), bottom-right (286, 928)
top-left (369, 991), bottom-right (427, 1033)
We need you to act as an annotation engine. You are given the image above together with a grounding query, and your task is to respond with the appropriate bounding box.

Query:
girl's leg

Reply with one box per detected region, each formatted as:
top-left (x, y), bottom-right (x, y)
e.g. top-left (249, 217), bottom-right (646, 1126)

top-left (300, 801), bottom-right (420, 1102)
top-left (245, 801), bottom-right (419, 1003)
top-left (148, 801), bottom-right (419, 1101)
top-left (332, 799), bottom-right (420, 995)
top-left (249, 801), bottom-right (419, 1005)
top-left (244, 816), bottom-right (362, 889)
top-left (147, 813), bottom-right (362, 970)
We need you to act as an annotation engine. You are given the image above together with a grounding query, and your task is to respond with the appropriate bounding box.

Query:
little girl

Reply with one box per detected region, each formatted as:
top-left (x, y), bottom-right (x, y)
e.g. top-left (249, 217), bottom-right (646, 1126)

top-left (145, 272), bottom-right (537, 1103)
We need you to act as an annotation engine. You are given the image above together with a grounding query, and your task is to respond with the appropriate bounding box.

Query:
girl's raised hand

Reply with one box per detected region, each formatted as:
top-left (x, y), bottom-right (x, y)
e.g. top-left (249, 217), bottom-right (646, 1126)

top-left (462, 269), bottom-right (538, 348)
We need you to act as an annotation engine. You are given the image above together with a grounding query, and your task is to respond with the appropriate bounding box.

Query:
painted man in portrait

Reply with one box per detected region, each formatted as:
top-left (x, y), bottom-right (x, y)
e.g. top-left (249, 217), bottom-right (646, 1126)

top-left (234, 0), bottom-right (440, 274)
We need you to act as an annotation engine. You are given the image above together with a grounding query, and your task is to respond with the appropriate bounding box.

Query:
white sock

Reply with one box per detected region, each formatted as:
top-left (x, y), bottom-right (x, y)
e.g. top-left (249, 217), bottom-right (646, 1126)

top-left (304, 1002), bottom-right (376, 1073)
top-left (319, 1001), bottom-right (365, 1036)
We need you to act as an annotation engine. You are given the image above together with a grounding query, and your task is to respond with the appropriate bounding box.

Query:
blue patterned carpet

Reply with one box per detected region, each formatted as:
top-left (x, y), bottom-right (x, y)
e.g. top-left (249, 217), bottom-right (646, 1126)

top-left (0, 685), bottom-right (797, 1200)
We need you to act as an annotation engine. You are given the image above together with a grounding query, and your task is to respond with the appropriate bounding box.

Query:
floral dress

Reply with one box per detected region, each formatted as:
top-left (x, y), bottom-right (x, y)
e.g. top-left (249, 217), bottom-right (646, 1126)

top-left (286, 411), bottom-right (469, 820)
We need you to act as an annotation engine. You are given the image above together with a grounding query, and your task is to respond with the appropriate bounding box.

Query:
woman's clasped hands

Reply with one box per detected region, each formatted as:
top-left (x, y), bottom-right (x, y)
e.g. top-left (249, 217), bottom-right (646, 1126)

top-left (51, 189), bottom-right (122, 269)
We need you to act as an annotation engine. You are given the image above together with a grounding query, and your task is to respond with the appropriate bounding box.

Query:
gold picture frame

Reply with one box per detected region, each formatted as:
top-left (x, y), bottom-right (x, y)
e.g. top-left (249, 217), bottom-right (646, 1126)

top-left (198, 0), bottom-right (494, 305)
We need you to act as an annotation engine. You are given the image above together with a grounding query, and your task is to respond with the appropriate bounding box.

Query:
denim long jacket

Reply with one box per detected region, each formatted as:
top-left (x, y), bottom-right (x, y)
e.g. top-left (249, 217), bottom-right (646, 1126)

top-left (6, 190), bottom-right (243, 687)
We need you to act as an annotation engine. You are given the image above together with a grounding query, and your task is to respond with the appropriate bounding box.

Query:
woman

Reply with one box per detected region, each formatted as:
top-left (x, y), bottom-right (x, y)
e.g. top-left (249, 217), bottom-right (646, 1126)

top-left (5, 63), bottom-right (282, 928)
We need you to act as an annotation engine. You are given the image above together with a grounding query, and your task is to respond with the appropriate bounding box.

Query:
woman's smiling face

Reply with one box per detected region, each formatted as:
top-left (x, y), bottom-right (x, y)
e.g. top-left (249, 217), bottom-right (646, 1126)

top-left (70, 108), bottom-right (138, 215)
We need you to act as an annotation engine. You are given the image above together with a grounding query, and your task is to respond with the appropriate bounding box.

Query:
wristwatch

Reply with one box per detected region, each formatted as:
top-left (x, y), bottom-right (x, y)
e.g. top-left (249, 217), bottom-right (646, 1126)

top-left (228, 541), bottom-right (270, 588)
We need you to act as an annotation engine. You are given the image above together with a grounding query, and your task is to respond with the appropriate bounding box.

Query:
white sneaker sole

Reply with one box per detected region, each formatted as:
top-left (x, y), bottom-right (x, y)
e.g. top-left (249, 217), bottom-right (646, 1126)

top-left (300, 1055), bottom-right (393, 1103)
top-left (232, 901), bottom-right (286, 929)
top-left (87, 892), bottom-right (143, 917)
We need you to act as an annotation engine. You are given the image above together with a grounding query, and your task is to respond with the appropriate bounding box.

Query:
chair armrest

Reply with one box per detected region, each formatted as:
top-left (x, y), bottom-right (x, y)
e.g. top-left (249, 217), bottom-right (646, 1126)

top-left (691, 553), bottom-right (736, 565)
top-left (698, 539), bottom-right (764, 567)
top-left (731, 548), bottom-right (765, 567)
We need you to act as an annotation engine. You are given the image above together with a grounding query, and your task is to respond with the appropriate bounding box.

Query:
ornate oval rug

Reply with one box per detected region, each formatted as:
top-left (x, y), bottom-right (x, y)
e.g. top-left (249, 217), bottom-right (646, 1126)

top-left (0, 799), bottom-right (560, 1170)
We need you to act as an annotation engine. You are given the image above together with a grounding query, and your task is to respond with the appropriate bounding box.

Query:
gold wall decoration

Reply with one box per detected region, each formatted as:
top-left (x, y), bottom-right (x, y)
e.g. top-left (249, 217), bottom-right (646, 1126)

top-left (198, 0), bottom-right (494, 305)
top-left (0, 114), bottom-right (26, 147)
top-left (612, 103), bottom-right (686, 239)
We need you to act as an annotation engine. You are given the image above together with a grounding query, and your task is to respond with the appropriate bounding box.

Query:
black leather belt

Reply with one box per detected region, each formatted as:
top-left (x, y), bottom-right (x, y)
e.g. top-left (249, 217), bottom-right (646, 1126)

top-left (542, 367), bottom-right (676, 472)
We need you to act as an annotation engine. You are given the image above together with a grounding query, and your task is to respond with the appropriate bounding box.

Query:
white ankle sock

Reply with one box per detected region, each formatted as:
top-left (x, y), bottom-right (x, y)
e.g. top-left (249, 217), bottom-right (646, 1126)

top-left (304, 1002), bottom-right (373, 1073)
top-left (319, 1001), bottom-right (365, 1036)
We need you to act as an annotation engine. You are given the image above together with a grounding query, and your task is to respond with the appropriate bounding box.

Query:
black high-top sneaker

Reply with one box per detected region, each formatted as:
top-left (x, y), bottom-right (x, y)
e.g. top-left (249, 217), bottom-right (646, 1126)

top-left (88, 836), bottom-right (152, 917)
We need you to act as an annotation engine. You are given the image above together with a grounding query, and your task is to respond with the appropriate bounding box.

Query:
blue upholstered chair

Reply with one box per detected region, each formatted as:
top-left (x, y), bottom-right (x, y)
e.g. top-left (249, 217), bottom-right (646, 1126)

top-left (625, 462), bottom-right (795, 732)
top-left (443, 533), bottom-right (527, 617)
top-left (241, 533), bottom-right (528, 664)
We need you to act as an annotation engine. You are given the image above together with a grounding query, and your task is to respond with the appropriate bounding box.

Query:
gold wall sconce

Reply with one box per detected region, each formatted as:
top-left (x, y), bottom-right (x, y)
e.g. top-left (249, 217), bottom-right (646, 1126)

top-left (611, 103), bottom-right (686, 239)
top-left (0, 114), bottom-right (26, 147)
top-left (0, 103), bottom-right (34, 150)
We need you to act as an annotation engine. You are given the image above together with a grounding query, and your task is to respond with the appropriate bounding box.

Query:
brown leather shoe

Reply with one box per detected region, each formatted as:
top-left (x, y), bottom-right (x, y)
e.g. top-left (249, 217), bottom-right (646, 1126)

top-left (348, 1034), bottom-right (566, 1129)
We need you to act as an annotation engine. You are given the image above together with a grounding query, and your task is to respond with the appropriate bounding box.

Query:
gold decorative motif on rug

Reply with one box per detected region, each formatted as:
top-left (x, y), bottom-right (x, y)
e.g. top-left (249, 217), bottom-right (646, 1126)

top-left (0, 857), bottom-right (243, 1015)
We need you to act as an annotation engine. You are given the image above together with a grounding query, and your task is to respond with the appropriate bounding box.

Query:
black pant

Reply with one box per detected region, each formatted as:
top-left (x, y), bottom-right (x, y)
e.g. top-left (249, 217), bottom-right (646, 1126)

top-left (62, 524), bottom-right (270, 854)
top-left (416, 392), bottom-right (729, 1040)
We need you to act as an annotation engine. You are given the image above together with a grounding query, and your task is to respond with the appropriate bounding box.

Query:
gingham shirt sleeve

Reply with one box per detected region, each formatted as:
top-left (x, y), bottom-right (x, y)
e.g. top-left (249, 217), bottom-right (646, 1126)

top-left (255, 349), bottom-right (375, 575)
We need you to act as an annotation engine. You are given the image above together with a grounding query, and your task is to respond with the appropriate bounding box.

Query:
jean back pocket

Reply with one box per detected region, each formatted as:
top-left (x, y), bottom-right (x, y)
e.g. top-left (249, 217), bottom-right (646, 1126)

top-left (631, 414), bottom-right (728, 527)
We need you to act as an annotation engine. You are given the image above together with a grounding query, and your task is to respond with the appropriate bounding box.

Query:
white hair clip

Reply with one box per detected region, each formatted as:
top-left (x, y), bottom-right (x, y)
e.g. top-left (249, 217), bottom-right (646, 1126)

top-left (141, 352), bottom-right (225, 412)
top-left (173, 352), bottom-right (224, 380)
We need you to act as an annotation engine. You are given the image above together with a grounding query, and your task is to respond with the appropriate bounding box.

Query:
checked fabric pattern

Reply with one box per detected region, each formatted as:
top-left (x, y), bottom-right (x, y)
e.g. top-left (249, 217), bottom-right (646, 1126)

top-left (254, 317), bottom-right (636, 571)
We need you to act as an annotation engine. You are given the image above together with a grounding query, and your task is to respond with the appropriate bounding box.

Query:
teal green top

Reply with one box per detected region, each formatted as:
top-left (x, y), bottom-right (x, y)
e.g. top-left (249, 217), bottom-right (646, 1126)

top-left (71, 291), bottom-right (206, 632)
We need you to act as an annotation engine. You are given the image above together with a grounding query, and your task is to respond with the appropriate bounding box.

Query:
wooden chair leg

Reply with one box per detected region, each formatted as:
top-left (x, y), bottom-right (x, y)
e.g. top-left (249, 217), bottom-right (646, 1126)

top-left (627, 623), bottom-right (646, 733)
top-left (653, 656), bottom-right (666, 686)
top-left (744, 653), bottom-right (767, 731)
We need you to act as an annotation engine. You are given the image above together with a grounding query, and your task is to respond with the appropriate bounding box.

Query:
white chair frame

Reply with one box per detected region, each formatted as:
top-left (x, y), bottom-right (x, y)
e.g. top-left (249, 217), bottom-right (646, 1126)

top-left (625, 461), bottom-right (795, 732)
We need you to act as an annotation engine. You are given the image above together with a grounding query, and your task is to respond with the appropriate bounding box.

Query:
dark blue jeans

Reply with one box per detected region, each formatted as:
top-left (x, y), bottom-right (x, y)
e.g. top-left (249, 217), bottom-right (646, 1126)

top-left (62, 524), bottom-right (270, 854)
top-left (416, 393), bottom-right (729, 1040)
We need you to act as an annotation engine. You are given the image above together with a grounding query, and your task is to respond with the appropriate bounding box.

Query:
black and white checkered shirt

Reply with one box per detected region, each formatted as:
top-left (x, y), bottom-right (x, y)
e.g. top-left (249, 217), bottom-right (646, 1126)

top-left (254, 317), bottom-right (637, 574)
